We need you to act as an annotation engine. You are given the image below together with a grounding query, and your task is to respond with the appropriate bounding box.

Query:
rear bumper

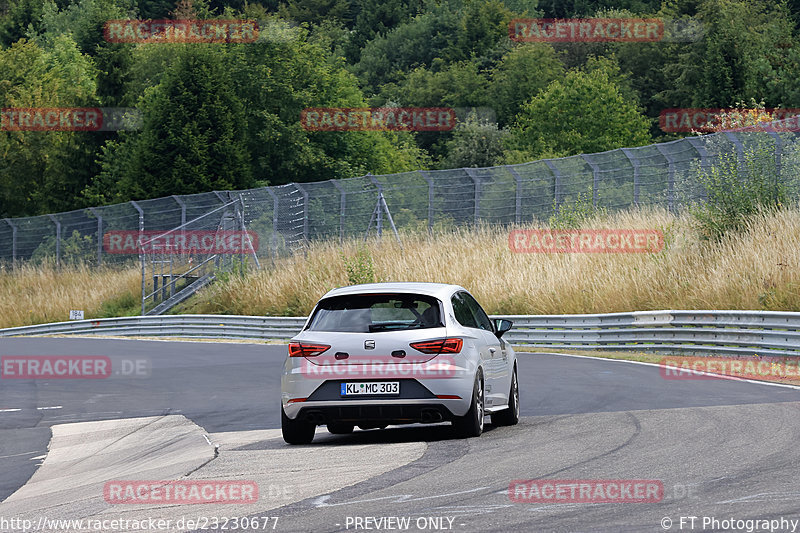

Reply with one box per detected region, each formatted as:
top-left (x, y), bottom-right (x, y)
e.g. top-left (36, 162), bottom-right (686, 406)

top-left (282, 376), bottom-right (473, 421)
top-left (293, 402), bottom-right (458, 425)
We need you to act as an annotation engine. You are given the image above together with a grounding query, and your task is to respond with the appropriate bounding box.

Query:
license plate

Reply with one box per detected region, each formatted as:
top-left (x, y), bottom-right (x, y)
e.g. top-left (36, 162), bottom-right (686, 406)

top-left (341, 381), bottom-right (400, 396)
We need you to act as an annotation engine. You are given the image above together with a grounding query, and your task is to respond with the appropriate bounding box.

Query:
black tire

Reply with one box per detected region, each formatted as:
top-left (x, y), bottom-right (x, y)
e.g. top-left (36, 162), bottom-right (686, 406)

top-left (281, 407), bottom-right (315, 444)
top-left (453, 371), bottom-right (484, 438)
top-left (491, 366), bottom-right (519, 427)
top-left (327, 422), bottom-right (354, 434)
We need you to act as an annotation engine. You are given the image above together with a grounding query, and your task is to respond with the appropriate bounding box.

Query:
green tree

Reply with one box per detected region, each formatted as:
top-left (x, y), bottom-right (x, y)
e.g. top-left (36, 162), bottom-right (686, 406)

top-left (277, 0), bottom-right (357, 27)
top-left (440, 112), bottom-right (508, 168)
top-left (489, 43), bottom-right (564, 126)
top-left (227, 24), bottom-right (428, 184)
top-left (344, 0), bottom-right (425, 62)
top-left (32, 0), bottom-right (137, 105)
top-left (659, 0), bottom-right (800, 109)
top-left (354, 0), bottom-right (513, 91)
top-left (0, 37), bottom-right (99, 217)
top-left (87, 45), bottom-right (253, 202)
top-left (508, 57), bottom-right (652, 158)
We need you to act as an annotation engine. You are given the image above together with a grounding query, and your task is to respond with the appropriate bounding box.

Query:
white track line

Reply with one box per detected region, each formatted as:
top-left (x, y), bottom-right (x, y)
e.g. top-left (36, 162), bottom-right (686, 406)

top-left (0, 408), bottom-right (22, 413)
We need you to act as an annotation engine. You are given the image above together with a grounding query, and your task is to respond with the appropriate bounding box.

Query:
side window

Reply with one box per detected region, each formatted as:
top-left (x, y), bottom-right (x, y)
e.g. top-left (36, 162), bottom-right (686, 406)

top-left (451, 293), bottom-right (479, 329)
top-left (462, 292), bottom-right (493, 332)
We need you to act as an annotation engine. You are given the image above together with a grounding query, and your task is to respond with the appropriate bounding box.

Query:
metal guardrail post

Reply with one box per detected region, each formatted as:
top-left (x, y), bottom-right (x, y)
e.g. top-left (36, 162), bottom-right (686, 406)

top-left (331, 180), bottom-right (346, 243)
top-left (544, 159), bottom-right (562, 209)
top-left (131, 201), bottom-right (145, 315)
top-left (505, 165), bottom-right (523, 225)
top-left (581, 154), bottom-right (601, 206)
top-left (4, 218), bottom-right (17, 266)
top-left (47, 214), bottom-right (61, 268)
top-left (464, 168), bottom-right (481, 226)
top-left (621, 148), bottom-right (640, 206)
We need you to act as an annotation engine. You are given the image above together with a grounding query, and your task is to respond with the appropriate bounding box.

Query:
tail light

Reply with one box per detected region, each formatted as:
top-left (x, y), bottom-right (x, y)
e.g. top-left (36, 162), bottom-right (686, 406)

top-left (288, 342), bottom-right (331, 357)
top-left (409, 338), bottom-right (463, 354)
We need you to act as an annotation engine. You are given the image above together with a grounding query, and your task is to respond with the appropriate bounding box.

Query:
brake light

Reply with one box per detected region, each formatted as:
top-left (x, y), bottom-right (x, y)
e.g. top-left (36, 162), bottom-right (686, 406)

top-left (288, 342), bottom-right (331, 357)
top-left (409, 338), bottom-right (463, 354)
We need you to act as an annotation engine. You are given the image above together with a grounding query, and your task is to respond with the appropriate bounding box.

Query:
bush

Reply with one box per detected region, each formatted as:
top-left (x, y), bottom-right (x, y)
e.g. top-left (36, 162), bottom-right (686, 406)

top-left (692, 145), bottom-right (786, 241)
top-left (548, 192), bottom-right (606, 229)
top-left (342, 246), bottom-right (376, 285)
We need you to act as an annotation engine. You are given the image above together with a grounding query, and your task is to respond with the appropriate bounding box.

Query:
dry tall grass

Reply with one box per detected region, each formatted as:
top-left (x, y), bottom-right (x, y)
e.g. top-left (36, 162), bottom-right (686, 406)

top-left (187, 207), bottom-right (800, 316)
top-left (0, 263), bottom-right (141, 328)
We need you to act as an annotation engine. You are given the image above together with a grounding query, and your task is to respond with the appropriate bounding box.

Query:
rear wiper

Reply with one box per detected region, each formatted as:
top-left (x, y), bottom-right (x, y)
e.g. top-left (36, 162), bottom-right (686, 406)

top-left (368, 322), bottom-right (418, 332)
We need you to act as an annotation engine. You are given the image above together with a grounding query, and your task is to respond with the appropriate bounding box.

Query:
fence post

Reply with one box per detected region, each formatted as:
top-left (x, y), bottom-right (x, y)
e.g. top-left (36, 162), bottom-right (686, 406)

top-left (581, 154), bottom-right (600, 207)
top-left (172, 195), bottom-right (186, 227)
top-left (265, 187), bottom-right (279, 263)
top-left (686, 137), bottom-right (711, 202)
top-left (213, 191), bottom-right (230, 205)
top-left (418, 170), bottom-right (434, 234)
top-left (655, 144), bottom-right (675, 213)
top-left (331, 180), bottom-right (346, 243)
top-left (130, 201), bottom-right (145, 315)
top-left (766, 130), bottom-right (783, 205)
top-left (544, 159), bottom-right (562, 209)
top-left (47, 214), bottom-right (61, 268)
top-left (295, 184), bottom-right (309, 243)
top-left (4, 218), bottom-right (17, 266)
top-left (368, 175), bottom-right (383, 237)
top-left (464, 168), bottom-right (481, 226)
top-left (724, 132), bottom-right (746, 170)
top-left (621, 148), bottom-right (640, 206)
top-left (505, 165), bottom-right (523, 224)
top-left (87, 207), bottom-right (103, 266)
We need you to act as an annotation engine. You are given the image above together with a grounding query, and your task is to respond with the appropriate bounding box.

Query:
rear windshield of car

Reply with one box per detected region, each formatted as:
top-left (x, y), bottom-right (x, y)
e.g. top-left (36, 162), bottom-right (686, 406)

top-left (306, 293), bottom-right (443, 333)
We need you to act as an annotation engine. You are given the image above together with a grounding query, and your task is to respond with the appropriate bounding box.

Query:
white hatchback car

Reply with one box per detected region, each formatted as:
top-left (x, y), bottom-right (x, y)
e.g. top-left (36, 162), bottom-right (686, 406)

top-left (280, 282), bottom-right (519, 444)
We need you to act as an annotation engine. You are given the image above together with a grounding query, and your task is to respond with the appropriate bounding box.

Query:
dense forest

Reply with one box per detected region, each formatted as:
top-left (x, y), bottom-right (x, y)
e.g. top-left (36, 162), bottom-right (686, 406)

top-left (2, 0), bottom-right (800, 218)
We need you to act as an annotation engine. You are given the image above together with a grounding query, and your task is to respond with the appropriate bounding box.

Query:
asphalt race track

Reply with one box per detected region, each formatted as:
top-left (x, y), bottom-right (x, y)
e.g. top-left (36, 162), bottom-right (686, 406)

top-left (2, 337), bottom-right (800, 532)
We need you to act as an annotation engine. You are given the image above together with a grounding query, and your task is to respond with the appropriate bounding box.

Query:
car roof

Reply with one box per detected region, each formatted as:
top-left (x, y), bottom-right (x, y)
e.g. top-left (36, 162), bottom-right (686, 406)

top-left (321, 282), bottom-right (465, 300)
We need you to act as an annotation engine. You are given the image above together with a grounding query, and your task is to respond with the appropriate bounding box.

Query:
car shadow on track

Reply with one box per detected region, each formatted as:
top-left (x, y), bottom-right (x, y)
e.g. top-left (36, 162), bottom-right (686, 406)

top-left (233, 422), bottom-right (499, 450)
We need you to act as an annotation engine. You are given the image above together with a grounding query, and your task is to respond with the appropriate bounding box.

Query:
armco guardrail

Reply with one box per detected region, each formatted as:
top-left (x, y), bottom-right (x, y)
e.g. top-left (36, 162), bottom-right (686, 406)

top-left (1, 311), bottom-right (799, 357)
top-left (497, 310), bottom-right (800, 357)
top-left (0, 315), bottom-right (307, 341)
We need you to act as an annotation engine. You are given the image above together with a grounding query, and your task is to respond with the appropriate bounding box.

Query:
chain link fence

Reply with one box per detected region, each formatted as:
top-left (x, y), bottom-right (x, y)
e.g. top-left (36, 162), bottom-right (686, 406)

top-left (3, 118), bottom-right (800, 269)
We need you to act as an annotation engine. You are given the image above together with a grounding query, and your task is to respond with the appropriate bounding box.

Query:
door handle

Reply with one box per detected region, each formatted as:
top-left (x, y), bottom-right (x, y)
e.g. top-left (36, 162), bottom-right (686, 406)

top-left (489, 348), bottom-right (496, 355)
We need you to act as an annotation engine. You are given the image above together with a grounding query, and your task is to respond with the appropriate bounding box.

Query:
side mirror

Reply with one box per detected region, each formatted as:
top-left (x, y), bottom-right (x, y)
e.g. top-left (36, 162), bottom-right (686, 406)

top-left (494, 318), bottom-right (513, 338)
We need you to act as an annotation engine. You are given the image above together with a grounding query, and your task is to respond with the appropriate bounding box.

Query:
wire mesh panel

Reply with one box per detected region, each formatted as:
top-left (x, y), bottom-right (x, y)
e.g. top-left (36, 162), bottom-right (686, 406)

top-left (4, 115), bottom-right (800, 269)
